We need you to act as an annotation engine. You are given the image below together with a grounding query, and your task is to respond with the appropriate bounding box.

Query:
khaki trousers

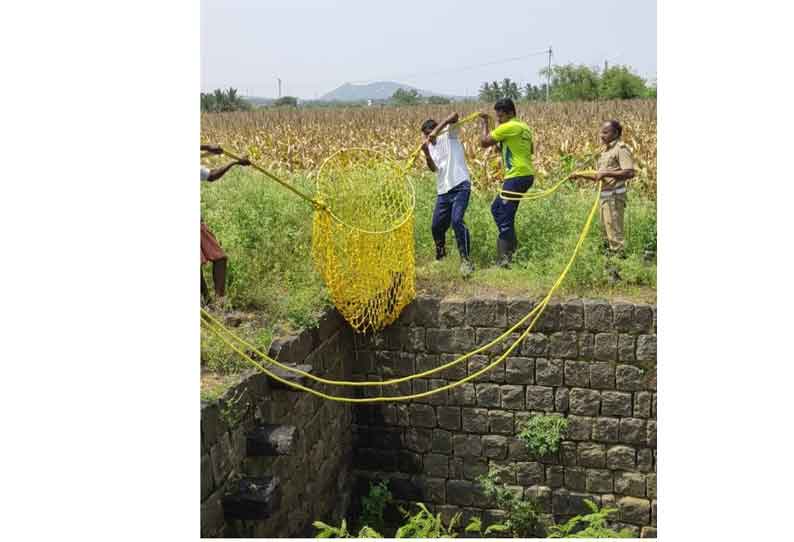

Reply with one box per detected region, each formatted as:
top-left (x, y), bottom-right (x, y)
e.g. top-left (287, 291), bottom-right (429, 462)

top-left (599, 192), bottom-right (626, 255)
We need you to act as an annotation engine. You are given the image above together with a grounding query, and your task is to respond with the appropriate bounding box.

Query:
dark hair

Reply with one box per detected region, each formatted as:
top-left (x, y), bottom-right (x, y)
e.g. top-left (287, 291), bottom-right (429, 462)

top-left (607, 120), bottom-right (622, 137)
top-left (421, 119), bottom-right (438, 133)
top-left (494, 98), bottom-right (516, 116)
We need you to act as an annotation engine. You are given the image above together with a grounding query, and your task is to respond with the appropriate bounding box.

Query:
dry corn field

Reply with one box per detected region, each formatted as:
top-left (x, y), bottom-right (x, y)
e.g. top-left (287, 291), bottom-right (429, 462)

top-left (201, 99), bottom-right (657, 197)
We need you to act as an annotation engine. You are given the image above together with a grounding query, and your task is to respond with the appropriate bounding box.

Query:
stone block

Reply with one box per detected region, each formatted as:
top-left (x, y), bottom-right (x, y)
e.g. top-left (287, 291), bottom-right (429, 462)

top-left (463, 457), bottom-right (489, 480)
top-left (209, 433), bottom-right (233, 486)
top-left (632, 305), bottom-right (654, 334)
top-left (634, 392), bottom-right (652, 418)
top-left (475, 383), bottom-right (501, 407)
top-left (584, 299), bottom-right (613, 332)
top-left (525, 485), bottom-right (553, 512)
top-left (447, 479), bottom-right (476, 506)
top-left (561, 441), bottom-right (578, 466)
top-left (461, 407), bottom-right (489, 433)
top-left (526, 385), bottom-right (554, 411)
top-left (618, 496), bottom-right (651, 526)
top-left (615, 472), bottom-right (646, 497)
top-left (410, 295), bottom-right (441, 326)
top-left (565, 467), bottom-right (586, 491)
top-left (438, 354), bottom-right (468, 381)
top-left (489, 410), bottom-right (514, 435)
top-left (565, 360), bottom-right (590, 387)
top-left (647, 420), bottom-right (657, 448)
top-left (636, 335), bottom-right (657, 362)
top-left (641, 526), bottom-right (657, 538)
top-left (521, 333), bottom-right (549, 357)
top-left (400, 326), bottom-right (426, 353)
top-left (439, 298), bottom-right (465, 327)
top-left (606, 445), bottom-right (636, 471)
top-left (546, 465), bottom-right (564, 488)
top-left (566, 415), bottom-right (593, 441)
top-left (409, 404), bottom-right (437, 428)
top-left (505, 357), bottom-right (534, 384)
top-left (500, 385), bottom-right (525, 410)
top-left (489, 460), bottom-right (516, 484)
top-left (586, 469), bottom-right (613, 493)
top-left (432, 429), bottom-right (452, 455)
top-left (417, 476), bottom-right (446, 504)
top-left (560, 300), bottom-right (584, 330)
top-left (468, 355), bottom-right (504, 383)
top-left (612, 303), bottom-right (635, 332)
top-left (594, 333), bottom-right (618, 361)
top-left (601, 391), bottom-right (632, 417)
top-left (379, 351), bottom-right (415, 378)
top-left (550, 331), bottom-right (579, 359)
top-left (578, 443), bottom-right (606, 468)
top-left (453, 434), bottom-right (482, 457)
top-left (590, 362), bottom-right (615, 389)
top-left (466, 298), bottom-right (506, 327)
top-left (449, 382), bottom-right (476, 406)
top-left (618, 335), bottom-right (636, 362)
top-left (404, 428), bottom-right (433, 453)
top-left (427, 328), bottom-right (475, 354)
top-left (637, 448), bottom-right (654, 472)
top-left (535, 302), bottom-right (561, 332)
top-left (646, 473), bottom-right (656, 499)
top-left (569, 388), bottom-right (600, 416)
top-left (555, 387), bottom-right (570, 412)
top-left (535, 358), bottom-right (563, 386)
top-left (507, 297), bottom-right (534, 324)
top-left (516, 461), bottom-right (545, 486)
top-left (552, 489), bottom-right (600, 516)
top-left (482, 435), bottom-right (508, 459)
top-left (398, 450), bottom-right (423, 474)
top-left (508, 436), bottom-right (532, 461)
top-left (436, 406), bottom-right (461, 431)
top-left (579, 333), bottom-right (595, 359)
top-left (593, 417), bottom-right (620, 442)
top-left (619, 418), bottom-right (647, 445)
top-left (423, 453), bottom-right (449, 478)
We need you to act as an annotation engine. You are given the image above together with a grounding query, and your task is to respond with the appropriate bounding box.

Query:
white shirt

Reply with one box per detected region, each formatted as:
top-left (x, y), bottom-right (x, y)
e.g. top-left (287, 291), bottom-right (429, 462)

top-left (200, 166), bottom-right (210, 182)
top-left (427, 126), bottom-right (470, 194)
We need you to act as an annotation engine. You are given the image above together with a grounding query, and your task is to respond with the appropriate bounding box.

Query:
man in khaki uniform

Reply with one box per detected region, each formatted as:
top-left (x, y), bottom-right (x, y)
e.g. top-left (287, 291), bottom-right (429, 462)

top-left (572, 120), bottom-right (635, 282)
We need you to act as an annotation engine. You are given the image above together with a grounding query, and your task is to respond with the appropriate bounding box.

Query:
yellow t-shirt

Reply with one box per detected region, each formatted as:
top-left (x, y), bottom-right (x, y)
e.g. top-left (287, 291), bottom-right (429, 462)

top-left (490, 118), bottom-right (535, 178)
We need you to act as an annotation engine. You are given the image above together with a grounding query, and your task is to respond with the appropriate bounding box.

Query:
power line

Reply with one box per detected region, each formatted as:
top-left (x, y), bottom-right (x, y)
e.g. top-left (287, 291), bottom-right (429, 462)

top-left (350, 49), bottom-right (551, 85)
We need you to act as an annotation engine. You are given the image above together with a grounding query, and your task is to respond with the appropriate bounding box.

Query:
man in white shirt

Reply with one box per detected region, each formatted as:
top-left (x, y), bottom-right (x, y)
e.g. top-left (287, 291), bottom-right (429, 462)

top-left (421, 113), bottom-right (474, 277)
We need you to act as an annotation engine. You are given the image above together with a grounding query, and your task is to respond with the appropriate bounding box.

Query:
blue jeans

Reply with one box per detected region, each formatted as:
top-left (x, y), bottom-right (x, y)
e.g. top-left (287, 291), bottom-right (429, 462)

top-left (491, 175), bottom-right (534, 242)
top-left (432, 181), bottom-right (471, 258)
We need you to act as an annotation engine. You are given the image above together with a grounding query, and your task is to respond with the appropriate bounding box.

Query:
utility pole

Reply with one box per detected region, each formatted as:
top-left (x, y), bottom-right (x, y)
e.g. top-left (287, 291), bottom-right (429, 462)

top-left (546, 46), bottom-right (552, 101)
top-left (604, 59), bottom-right (609, 73)
top-left (277, 78), bottom-right (282, 98)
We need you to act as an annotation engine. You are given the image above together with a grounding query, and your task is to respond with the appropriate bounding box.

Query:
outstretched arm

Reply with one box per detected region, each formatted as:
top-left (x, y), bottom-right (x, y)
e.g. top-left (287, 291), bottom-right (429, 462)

top-left (478, 113), bottom-right (498, 148)
top-left (205, 157), bottom-right (251, 182)
top-left (428, 112), bottom-right (460, 139)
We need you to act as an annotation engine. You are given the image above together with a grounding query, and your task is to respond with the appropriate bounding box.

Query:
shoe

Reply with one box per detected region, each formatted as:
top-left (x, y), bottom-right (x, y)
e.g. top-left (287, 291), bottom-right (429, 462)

top-left (496, 238), bottom-right (515, 268)
top-left (435, 242), bottom-right (447, 261)
top-left (460, 258), bottom-right (474, 278)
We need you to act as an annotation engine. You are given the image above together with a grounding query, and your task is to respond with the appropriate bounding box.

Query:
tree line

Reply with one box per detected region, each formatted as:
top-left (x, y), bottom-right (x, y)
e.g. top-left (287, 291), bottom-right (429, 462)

top-left (478, 63), bottom-right (655, 102)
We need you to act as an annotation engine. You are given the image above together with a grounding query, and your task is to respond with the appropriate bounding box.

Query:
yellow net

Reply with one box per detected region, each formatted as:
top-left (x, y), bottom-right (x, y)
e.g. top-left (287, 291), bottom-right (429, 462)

top-left (312, 148), bottom-right (416, 333)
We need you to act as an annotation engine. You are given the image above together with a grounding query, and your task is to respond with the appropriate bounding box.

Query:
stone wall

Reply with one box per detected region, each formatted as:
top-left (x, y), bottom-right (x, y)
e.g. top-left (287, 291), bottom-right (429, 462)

top-left (200, 295), bottom-right (658, 538)
top-left (351, 296), bottom-right (657, 538)
top-left (200, 309), bottom-right (355, 538)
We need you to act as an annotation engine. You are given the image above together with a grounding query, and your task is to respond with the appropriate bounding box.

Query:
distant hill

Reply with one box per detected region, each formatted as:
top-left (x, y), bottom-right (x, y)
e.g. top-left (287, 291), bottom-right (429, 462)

top-left (320, 81), bottom-right (466, 102)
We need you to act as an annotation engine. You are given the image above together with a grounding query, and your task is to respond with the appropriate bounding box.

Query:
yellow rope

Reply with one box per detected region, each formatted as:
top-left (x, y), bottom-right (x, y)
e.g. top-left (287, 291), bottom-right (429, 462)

top-left (200, 182), bottom-right (602, 403)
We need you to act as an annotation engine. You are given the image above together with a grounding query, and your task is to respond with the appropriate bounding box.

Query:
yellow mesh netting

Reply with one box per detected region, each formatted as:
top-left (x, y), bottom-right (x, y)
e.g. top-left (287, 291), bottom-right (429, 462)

top-left (311, 148), bottom-right (416, 333)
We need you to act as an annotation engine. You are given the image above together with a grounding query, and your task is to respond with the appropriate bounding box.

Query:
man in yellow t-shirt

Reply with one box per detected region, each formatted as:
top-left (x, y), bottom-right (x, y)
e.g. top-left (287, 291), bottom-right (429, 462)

top-left (478, 98), bottom-right (535, 267)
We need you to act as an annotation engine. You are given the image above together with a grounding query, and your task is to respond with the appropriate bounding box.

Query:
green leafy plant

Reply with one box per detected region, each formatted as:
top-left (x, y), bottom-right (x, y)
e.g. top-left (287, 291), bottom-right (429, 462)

top-left (218, 388), bottom-right (250, 428)
top-left (313, 519), bottom-right (383, 538)
top-left (360, 480), bottom-right (392, 532)
top-left (395, 502), bottom-right (459, 539)
top-left (547, 500), bottom-right (633, 538)
top-left (476, 469), bottom-right (545, 538)
top-left (464, 516), bottom-right (510, 536)
top-left (518, 414), bottom-right (569, 457)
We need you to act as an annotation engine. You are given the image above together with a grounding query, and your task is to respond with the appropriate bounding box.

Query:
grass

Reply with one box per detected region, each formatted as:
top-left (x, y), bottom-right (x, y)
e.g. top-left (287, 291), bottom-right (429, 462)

top-left (200, 166), bottom-right (656, 388)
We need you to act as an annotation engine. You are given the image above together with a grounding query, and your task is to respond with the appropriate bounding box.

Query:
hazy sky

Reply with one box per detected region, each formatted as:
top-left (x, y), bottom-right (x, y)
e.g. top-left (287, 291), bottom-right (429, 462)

top-left (201, 0), bottom-right (656, 99)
